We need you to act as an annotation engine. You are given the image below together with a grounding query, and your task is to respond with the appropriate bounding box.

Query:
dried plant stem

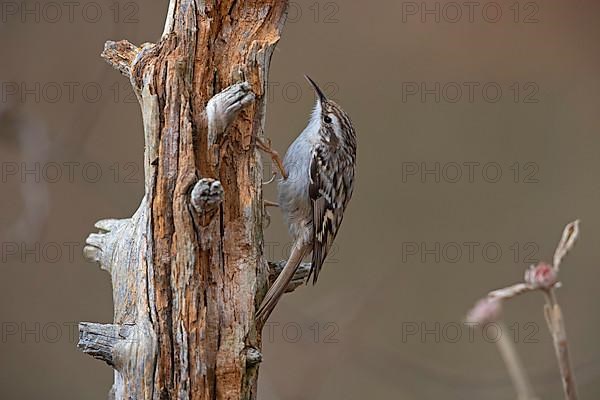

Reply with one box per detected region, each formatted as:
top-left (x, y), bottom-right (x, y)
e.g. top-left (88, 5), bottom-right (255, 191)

top-left (469, 221), bottom-right (581, 400)
top-left (495, 321), bottom-right (538, 400)
top-left (543, 290), bottom-right (578, 400)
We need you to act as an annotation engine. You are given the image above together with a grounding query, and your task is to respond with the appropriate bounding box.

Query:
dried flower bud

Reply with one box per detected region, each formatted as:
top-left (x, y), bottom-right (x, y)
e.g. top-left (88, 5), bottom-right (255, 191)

top-left (524, 262), bottom-right (558, 289)
top-left (466, 298), bottom-right (502, 325)
top-left (553, 220), bottom-right (580, 269)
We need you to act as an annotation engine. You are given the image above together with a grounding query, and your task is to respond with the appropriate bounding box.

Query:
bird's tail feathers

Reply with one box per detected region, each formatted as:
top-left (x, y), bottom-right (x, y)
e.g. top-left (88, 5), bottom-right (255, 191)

top-left (256, 240), bottom-right (308, 324)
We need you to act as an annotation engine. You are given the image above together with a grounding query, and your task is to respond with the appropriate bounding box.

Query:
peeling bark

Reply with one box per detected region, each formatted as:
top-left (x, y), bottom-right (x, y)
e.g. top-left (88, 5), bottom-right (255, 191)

top-left (79, 2), bottom-right (289, 399)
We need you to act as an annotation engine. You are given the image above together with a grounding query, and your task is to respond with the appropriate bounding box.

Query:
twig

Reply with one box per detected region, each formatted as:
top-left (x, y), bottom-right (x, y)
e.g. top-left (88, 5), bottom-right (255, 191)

top-left (466, 299), bottom-right (537, 400)
top-left (495, 321), bottom-right (539, 400)
top-left (543, 291), bottom-right (578, 400)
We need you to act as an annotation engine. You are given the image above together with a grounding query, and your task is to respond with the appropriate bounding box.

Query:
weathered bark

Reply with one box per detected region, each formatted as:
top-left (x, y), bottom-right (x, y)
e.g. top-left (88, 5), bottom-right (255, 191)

top-left (79, 2), bottom-right (290, 399)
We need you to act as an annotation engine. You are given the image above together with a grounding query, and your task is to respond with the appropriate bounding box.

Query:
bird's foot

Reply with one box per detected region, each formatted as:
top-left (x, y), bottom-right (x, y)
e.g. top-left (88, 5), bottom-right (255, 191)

top-left (263, 203), bottom-right (271, 229)
top-left (255, 136), bottom-right (288, 180)
top-left (262, 201), bottom-right (279, 228)
top-left (262, 172), bottom-right (277, 185)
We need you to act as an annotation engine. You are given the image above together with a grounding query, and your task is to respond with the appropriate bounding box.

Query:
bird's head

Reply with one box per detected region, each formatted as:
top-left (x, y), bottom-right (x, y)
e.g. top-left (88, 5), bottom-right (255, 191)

top-left (305, 75), bottom-right (355, 145)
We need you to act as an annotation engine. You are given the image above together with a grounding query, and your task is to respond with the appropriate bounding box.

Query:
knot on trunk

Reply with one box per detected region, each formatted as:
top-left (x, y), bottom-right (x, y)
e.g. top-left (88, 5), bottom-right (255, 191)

top-left (192, 178), bottom-right (224, 213)
top-left (245, 346), bottom-right (263, 367)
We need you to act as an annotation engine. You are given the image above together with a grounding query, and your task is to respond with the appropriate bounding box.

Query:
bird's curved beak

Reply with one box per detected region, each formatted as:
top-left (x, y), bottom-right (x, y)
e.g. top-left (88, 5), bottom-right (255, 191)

top-left (305, 75), bottom-right (327, 103)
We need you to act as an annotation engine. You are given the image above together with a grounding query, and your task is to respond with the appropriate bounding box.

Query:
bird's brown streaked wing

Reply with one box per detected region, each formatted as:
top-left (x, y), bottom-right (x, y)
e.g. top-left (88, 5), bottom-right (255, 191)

top-left (308, 146), bottom-right (338, 285)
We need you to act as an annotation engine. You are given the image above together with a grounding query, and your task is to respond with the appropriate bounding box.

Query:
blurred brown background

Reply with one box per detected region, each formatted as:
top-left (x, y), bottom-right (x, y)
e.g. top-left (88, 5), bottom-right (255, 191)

top-left (1, 1), bottom-right (600, 399)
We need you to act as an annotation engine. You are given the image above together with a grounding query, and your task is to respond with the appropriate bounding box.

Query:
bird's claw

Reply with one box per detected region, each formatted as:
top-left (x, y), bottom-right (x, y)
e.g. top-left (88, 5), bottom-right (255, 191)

top-left (255, 136), bottom-right (288, 180)
top-left (263, 172), bottom-right (277, 185)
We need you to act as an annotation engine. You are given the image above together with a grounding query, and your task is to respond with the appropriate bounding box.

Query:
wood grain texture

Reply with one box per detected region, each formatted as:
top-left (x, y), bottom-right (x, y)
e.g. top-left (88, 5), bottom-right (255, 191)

top-left (79, 1), bottom-right (289, 399)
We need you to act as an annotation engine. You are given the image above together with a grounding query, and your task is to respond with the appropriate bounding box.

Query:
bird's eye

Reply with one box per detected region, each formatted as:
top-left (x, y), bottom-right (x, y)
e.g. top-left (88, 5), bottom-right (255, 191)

top-left (324, 116), bottom-right (332, 124)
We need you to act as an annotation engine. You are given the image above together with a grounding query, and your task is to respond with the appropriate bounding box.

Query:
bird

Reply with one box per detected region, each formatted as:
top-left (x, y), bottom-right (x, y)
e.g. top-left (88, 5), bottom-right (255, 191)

top-left (256, 76), bottom-right (356, 323)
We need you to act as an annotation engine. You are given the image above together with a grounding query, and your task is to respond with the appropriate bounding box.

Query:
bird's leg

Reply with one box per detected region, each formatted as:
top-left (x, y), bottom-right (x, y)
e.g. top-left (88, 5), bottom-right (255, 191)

top-left (262, 200), bottom-right (279, 228)
top-left (255, 136), bottom-right (288, 180)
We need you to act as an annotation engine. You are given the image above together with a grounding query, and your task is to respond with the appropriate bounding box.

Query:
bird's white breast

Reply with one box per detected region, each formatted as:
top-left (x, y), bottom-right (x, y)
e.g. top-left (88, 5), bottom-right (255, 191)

top-left (277, 117), bottom-right (321, 240)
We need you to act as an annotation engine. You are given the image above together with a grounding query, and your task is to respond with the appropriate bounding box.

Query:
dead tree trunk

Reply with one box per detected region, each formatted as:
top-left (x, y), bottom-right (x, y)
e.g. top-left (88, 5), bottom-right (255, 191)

top-left (78, 2), bottom-right (290, 399)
